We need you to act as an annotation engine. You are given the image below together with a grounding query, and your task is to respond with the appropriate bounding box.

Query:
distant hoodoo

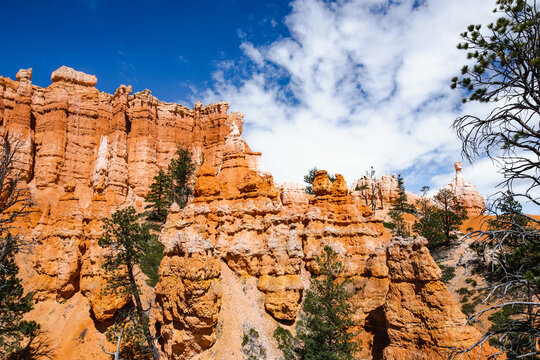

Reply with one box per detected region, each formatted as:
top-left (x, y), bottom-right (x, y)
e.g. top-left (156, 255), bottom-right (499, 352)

top-left (446, 162), bottom-right (485, 216)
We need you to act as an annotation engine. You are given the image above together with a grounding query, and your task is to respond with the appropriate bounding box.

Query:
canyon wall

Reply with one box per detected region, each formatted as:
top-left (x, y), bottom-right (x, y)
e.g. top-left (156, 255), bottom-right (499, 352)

top-left (155, 127), bottom-right (495, 359)
top-left (0, 66), bottom-right (256, 204)
top-left (0, 66), bottom-right (260, 322)
top-left (1, 67), bottom-right (494, 359)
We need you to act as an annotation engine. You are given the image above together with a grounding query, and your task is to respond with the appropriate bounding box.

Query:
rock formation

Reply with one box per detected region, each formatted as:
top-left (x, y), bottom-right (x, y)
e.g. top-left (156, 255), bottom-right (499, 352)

top-left (446, 162), bottom-right (485, 216)
top-left (1, 67), bottom-right (495, 359)
top-left (155, 138), bottom-right (495, 358)
top-left (383, 237), bottom-right (489, 359)
top-left (351, 173), bottom-right (400, 209)
top-left (0, 66), bottom-right (259, 324)
top-left (0, 66), bottom-right (257, 204)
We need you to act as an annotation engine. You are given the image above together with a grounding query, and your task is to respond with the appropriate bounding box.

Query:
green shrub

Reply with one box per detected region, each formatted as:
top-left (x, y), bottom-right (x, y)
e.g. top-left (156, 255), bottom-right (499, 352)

top-left (457, 287), bottom-right (472, 296)
top-left (461, 302), bottom-right (476, 316)
top-left (439, 265), bottom-right (456, 284)
top-left (274, 326), bottom-right (296, 360)
top-left (242, 328), bottom-right (265, 360)
top-left (383, 221), bottom-right (395, 230)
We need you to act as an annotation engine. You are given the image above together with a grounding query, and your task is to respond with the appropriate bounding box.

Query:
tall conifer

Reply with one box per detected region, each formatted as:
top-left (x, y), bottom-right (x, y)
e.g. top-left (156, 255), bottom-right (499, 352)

top-left (275, 246), bottom-right (360, 360)
top-left (144, 169), bottom-right (171, 222)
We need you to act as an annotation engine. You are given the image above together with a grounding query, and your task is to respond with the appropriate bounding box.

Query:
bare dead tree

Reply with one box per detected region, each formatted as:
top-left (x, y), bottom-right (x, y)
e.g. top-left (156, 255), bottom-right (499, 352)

top-left (451, 0), bottom-right (540, 207)
top-left (99, 305), bottom-right (159, 360)
top-left (433, 188), bottom-right (468, 244)
top-left (447, 196), bottom-right (539, 359)
top-left (0, 135), bottom-right (34, 269)
top-left (367, 166), bottom-right (379, 211)
top-left (449, 1), bottom-right (540, 358)
top-left (100, 326), bottom-right (124, 360)
top-left (354, 167), bottom-right (379, 211)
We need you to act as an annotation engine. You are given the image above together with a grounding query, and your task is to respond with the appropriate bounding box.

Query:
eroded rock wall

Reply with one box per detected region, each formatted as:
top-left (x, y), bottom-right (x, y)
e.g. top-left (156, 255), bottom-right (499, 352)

top-left (1, 66), bottom-right (494, 359)
top-left (0, 66), bottom-right (258, 324)
top-left (0, 67), bottom-right (255, 203)
top-left (155, 132), bottom-right (495, 359)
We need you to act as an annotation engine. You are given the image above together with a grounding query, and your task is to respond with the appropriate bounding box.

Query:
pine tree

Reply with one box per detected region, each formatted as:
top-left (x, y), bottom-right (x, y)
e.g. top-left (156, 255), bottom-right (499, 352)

top-left (0, 244), bottom-right (39, 357)
top-left (144, 145), bottom-right (197, 221)
top-left (98, 207), bottom-right (160, 360)
top-left (100, 307), bottom-right (149, 360)
top-left (413, 188), bottom-right (468, 248)
top-left (303, 167), bottom-right (318, 195)
top-left (433, 188), bottom-right (468, 245)
top-left (412, 206), bottom-right (446, 249)
top-left (274, 246), bottom-right (360, 360)
top-left (144, 169), bottom-right (171, 222)
top-left (168, 146), bottom-right (196, 208)
top-left (388, 174), bottom-right (414, 237)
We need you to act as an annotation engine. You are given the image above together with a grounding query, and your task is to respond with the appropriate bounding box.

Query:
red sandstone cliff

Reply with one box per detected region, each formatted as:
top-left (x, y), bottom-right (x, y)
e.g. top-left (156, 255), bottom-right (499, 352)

top-left (0, 66), bottom-right (256, 204)
top-left (155, 140), bottom-right (496, 359)
top-left (1, 67), bottom-right (496, 359)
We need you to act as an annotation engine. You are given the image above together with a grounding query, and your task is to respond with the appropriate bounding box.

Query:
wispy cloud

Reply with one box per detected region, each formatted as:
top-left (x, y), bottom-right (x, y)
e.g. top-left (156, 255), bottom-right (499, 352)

top-left (197, 0), bottom-right (537, 214)
top-left (116, 48), bottom-right (136, 84)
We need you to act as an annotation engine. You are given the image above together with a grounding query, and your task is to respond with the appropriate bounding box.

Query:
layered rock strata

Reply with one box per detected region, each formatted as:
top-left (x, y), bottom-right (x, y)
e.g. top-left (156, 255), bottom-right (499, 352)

top-left (155, 137), bottom-right (495, 359)
top-left (0, 66), bottom-right (258, 323)
top-left (1, 66), bottom-right (494, 359)
top-left (383, 237), bottom-right (490, 359)
top-left (0, 66), bottom-right (256, 203)
top-left (30, 180), bottom-right (129, 321)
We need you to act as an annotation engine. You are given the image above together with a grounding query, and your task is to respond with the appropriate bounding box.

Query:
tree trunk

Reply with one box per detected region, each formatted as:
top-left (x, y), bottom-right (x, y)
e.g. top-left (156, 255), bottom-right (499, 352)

top-left (127, 263), bottom-right (160, 360)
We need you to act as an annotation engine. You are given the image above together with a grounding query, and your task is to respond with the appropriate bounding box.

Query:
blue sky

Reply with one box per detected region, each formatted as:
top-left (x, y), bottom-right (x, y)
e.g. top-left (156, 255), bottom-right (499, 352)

top-left (1, 0), bottom-right (291, 100)
top-left (1, 0), bottom-right (538, 213)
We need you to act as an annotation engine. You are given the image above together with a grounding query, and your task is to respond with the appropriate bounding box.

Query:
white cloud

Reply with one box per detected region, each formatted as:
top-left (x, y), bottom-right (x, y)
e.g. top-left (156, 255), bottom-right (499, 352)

top-left (240, 42), bottom-right (265, 67)
top-left (197, 0), bottom-right (538, 214)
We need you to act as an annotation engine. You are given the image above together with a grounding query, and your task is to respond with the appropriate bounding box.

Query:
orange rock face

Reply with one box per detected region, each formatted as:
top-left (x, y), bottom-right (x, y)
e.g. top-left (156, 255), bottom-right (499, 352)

top-left (446, 162), bottom-right (485, 216)
top-left (30, 180), bottom-right (128, 321)
top-left (1, 66), bottom-right (495, 359)
top-left (0, 66), bottom-right (254, 203)
top-left (154, 131), bottom-right (495, 359)
top-left (351, 173), bottom-right (400, 209)
top-left (32, 182), bottom-right (84, 301)
top-left (383, 237), bottom-right (495, 359)
top-left (0, 66), bottom-right (259, 324)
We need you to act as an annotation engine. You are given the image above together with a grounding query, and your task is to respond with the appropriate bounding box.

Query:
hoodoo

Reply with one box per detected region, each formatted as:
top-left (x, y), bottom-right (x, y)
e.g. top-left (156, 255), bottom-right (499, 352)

top-left (446, 162), bottom-right (486, 216)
